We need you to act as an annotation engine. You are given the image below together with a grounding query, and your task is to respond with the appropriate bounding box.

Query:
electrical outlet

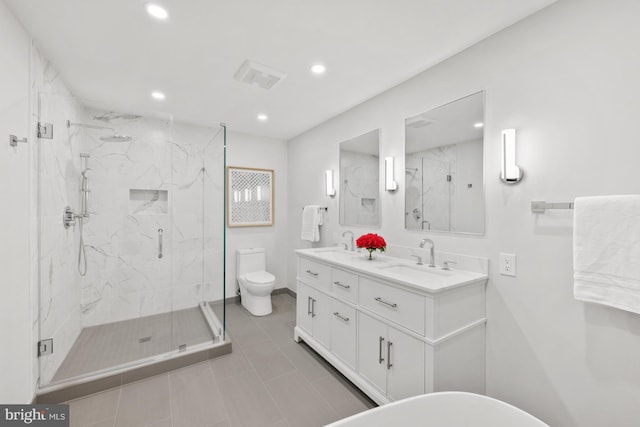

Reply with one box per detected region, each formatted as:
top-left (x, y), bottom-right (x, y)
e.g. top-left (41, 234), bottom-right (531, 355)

top-left (499, 253), bottom-right (517, 277)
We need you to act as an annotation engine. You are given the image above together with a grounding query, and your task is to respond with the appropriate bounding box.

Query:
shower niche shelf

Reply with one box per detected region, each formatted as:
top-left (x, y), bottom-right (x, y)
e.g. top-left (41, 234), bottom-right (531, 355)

top-left (129, 189), bottom-right (168, 215)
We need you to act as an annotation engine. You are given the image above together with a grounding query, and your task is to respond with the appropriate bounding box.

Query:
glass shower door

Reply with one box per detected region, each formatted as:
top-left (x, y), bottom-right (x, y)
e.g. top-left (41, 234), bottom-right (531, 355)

top-left (36, 93), bottom-right (178, 386)
top-left (36, 92), bottom-right (225, 390)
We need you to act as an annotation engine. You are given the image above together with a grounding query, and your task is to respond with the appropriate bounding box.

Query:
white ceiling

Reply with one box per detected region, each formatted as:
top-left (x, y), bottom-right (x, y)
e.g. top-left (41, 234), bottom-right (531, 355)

top-left (6, 0), bottom-right (556, 140)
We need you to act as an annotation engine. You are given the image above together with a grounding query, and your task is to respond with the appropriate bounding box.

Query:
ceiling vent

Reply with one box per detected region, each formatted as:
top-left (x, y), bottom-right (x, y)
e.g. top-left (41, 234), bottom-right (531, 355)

top-left (406, 116), bottom-right (434, 128)
top-left (234, 60), bottom-right (286, 90)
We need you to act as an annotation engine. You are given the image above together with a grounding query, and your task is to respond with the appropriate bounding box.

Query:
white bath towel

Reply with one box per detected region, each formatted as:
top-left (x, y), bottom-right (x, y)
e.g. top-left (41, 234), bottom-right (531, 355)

top-left (301, 205), bottom-right (321, 242)
top-left (573, 195), bottom-right (640, 314)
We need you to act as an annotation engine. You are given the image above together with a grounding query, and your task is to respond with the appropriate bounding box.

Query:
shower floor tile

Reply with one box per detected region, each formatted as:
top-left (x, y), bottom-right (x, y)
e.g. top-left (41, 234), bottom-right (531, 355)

top-left (52, 306), bottom-right (214, 382)
top-left (66, 294), bottom-right (376, 427)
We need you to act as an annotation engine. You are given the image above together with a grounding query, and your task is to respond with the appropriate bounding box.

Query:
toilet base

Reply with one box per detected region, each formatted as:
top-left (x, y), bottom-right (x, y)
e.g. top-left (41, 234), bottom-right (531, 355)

top-left (240, 285), bottom-right (273, 316)
top-left (240, 292), bottom-right (273, 316)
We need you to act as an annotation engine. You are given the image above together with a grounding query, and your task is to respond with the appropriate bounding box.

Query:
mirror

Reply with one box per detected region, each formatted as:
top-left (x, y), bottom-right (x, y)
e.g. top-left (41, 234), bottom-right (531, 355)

top-left (405, 91), bottom-right (485, 234)
top-left (339, 129), bottom-right (381, 227)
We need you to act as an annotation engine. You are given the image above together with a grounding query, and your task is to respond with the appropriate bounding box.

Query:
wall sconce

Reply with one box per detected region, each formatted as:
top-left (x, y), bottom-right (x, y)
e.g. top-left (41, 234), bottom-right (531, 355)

top-left (385, 157), bottom-right (398, 191)
top-left (500, 129), bottom-right (523, 184)
top-left (325, 169), bottom-right (336, 197)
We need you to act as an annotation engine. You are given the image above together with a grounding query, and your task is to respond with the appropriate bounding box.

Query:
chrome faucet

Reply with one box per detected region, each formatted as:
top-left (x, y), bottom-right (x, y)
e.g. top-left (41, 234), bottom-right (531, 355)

top-left (342, 230), bottom-right (355, 251)
top-left (419, 238), bottom-right (435, 267)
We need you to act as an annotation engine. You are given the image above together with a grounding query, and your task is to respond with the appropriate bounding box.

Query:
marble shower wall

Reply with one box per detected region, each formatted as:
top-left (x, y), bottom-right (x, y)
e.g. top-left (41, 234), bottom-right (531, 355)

top-left (31, 45), bottom-right (225, 386)
top-left (339, 150), bottom-right (379, 226)
top-left (31, 46), bottom-right (85, 385)
top-left (405, 139), bottom-right (483, 233)
top-left (78, 109), bottom-right (224, 327)
top-left (406, 144), bottom-right (457, 231)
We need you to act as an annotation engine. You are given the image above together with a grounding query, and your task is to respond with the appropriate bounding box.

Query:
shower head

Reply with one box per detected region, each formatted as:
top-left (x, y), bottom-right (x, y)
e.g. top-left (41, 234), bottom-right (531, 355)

top-left (100, 134), bottom-right (132, 142)
top-left (67, 121), bottom-right (132, 142)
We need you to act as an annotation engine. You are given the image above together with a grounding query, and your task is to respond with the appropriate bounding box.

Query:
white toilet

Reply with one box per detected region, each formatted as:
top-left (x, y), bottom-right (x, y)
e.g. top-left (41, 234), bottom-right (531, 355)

top-left (236, 248), bottom-right (276, 316)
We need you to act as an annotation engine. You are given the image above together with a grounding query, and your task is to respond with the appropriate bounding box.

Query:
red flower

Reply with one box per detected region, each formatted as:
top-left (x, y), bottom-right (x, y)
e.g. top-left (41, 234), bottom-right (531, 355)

top-left (356, 233), bottom-right (387, 251)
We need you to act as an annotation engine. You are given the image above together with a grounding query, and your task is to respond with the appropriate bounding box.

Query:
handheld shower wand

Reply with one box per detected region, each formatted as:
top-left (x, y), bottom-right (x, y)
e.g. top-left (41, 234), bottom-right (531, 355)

top-left (78, 153), bottom-right (90, 276)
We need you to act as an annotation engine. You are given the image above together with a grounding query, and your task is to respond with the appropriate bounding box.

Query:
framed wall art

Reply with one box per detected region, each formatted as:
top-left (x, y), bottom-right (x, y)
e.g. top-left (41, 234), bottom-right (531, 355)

top-left (227, 166), bottom-right (274, 227)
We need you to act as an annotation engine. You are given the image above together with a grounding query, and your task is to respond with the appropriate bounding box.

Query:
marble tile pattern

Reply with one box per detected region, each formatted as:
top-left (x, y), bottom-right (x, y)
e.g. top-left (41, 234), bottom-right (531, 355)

top-left (339, 150), bottom-right (379, 226)
top-left (30, 43), bottom-right (226, 386)
top-left (77, 108), bottom-right (225, 327)
top-left (31, 45), bottom-right (86, 385)
top-left (405, 145), bottom-right (457, 231)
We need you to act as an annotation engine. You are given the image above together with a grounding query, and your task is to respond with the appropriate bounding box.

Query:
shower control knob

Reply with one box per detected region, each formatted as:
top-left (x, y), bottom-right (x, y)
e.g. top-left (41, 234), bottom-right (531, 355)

top-left (63, 206), bottom-right (77, 229)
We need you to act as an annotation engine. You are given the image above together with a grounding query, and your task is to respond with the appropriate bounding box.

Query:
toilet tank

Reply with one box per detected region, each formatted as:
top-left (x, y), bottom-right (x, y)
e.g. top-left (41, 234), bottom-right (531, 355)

top-left (237, 248), bottom-right (266, 276)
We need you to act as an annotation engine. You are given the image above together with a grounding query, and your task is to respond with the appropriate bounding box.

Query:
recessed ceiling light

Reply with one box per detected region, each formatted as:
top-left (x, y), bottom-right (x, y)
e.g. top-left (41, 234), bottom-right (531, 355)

top-left (151, 91), bottom-right (165, 100)
top-left (474, 122), bottom-right (484, 128)
top-left (257, 114), bottom-right (268, 122)
top-left (146, 3), bottom-right (169, 20)
top-left (311, 64), bottom-right (326, 75)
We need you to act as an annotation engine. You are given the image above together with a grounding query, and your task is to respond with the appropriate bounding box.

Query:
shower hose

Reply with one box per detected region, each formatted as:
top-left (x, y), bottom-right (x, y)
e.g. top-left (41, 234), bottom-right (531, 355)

top-left (78, 218), bottom-right (87, 276)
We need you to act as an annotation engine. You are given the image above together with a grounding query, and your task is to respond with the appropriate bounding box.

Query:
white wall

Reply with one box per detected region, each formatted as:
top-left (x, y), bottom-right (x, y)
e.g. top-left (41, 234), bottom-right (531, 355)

top-left (0, 0), bottom-right (32, 403)
top-left (286, 0), bottom-right (640, 426)
top-left (226, 131), bottom-right (288, 298)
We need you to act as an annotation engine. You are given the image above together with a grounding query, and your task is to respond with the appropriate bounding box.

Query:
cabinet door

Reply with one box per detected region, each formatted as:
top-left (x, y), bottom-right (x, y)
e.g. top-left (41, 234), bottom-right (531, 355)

top-left (296, 282), bottom-right (313, 335)
top-left (312, 290), bottom-right (331, 349)
top-left (386, 326), bottom-right (425, 401)
top-left (357, 312), bottom-right (387, 394)
top-left (330, 298), bottom-right (357, 369)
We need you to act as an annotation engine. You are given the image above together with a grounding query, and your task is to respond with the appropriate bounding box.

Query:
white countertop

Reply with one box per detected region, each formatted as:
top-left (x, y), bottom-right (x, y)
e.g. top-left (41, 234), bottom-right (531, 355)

top-left (295, 247), bottom-right (488, 294)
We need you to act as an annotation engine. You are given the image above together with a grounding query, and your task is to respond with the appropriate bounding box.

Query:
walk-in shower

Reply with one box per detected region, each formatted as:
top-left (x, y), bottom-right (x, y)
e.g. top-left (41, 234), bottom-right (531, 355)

top-left (35, 92), bottom-right (227, 397)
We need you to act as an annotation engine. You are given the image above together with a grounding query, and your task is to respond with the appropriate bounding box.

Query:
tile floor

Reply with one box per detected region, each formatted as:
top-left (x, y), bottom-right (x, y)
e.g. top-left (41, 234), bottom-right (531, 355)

top-left (55, 307), bottom-right (214, 382)
top-left (66, 294), bottom-right (375, 426)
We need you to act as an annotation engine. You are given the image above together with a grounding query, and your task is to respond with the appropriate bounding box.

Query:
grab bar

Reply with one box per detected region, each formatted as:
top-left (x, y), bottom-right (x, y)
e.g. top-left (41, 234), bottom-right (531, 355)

top-left (158, 228), bottom-right (164, 259)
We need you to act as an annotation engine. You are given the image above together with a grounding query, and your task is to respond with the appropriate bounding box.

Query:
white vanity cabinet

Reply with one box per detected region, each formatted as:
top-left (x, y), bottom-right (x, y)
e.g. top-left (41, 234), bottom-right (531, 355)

top-left (296, 282), bottom-right (331, 349)
top-left (294, 249), bottom-right (488, 405)
top-left (358, 312), bottom-right (425, 401)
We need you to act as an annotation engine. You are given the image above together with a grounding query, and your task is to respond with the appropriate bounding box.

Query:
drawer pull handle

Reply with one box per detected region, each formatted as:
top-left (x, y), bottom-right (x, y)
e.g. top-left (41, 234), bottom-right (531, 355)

top-left (333, 312), bottom-right (349, 322)
top-left (307, 296), bottom-right (312, 315)
top-left (387, 341), bottom-right (393, 370)
top-left (306, 269), bottom-right (319, 277)
top-left (374, 297), bottom-right (397, 308)
top-left (378, 336), bottom-right (385, 364)
top-left (333, 281), bottom-right (350, 289)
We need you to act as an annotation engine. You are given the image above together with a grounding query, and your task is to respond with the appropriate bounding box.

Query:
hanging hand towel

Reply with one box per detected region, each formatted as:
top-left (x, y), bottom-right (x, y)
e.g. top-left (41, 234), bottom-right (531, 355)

top-left (573, 195), bottom-right (640, 314)
top-left (301, 205), bottom-right (321, 242)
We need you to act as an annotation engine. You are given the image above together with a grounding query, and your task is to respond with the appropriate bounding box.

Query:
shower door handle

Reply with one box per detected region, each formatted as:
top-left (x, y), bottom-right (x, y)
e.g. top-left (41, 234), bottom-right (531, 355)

top-left (158, 228), bottom-right (163, 259)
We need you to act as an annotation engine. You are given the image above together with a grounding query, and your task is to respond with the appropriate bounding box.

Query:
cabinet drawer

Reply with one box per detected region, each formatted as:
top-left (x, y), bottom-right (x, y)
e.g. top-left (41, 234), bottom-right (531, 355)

top-left (359, 276), bottom-right (426, 335)
top-left (331, 268), bottom-right (358, 303)
top-left (299, 258), bottom-right (331, 292)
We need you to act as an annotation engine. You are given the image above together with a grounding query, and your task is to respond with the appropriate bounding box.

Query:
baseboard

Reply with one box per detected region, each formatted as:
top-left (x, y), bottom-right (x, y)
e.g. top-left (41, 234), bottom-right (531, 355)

top-left (274, 287), bottom-right (297, 298)
top-left (209, 287), bottom-right (296, 307)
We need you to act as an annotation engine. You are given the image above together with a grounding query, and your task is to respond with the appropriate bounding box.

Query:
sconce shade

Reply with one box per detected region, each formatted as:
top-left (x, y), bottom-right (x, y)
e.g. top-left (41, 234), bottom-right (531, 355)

top-left (325, 169), bottom-right (336, 196)
top-left (500, 129), bottom-right (523, 184)
top-left (385, 156), bottom-right (398, 191)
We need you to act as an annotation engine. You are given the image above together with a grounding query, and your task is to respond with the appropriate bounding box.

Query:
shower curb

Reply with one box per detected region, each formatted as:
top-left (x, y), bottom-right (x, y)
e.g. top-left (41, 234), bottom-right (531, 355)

top-left (36, 340), bottom-right (232, 403)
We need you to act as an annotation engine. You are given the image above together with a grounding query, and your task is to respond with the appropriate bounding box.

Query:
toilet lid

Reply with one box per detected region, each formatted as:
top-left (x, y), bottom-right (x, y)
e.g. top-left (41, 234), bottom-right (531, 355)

top-left (245, 271), bottom-right (275, 284)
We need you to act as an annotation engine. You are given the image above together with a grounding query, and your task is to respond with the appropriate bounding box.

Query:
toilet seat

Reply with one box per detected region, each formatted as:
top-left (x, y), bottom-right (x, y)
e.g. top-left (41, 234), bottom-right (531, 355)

top-left (245, 271), bottom-right (275, 284)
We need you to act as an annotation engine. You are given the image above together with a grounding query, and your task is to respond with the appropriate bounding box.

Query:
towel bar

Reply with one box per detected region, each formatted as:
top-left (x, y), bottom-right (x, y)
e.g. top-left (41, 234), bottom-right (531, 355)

top-left (302, 207), bottom-right (328, 211)
top-left (531, 201), bottom-right (574, 213)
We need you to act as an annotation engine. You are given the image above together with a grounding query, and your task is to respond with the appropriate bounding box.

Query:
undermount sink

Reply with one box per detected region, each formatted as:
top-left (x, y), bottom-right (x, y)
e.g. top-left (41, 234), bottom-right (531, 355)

top-left (313, 247), bottom-right (356, 258)
top-left (378, 264), bottom-right (453, 279)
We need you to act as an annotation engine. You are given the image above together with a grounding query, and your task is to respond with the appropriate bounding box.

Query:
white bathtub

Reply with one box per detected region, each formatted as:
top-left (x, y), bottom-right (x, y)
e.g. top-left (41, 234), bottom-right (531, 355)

top-left (326, 392), bottom-right (549, 427)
